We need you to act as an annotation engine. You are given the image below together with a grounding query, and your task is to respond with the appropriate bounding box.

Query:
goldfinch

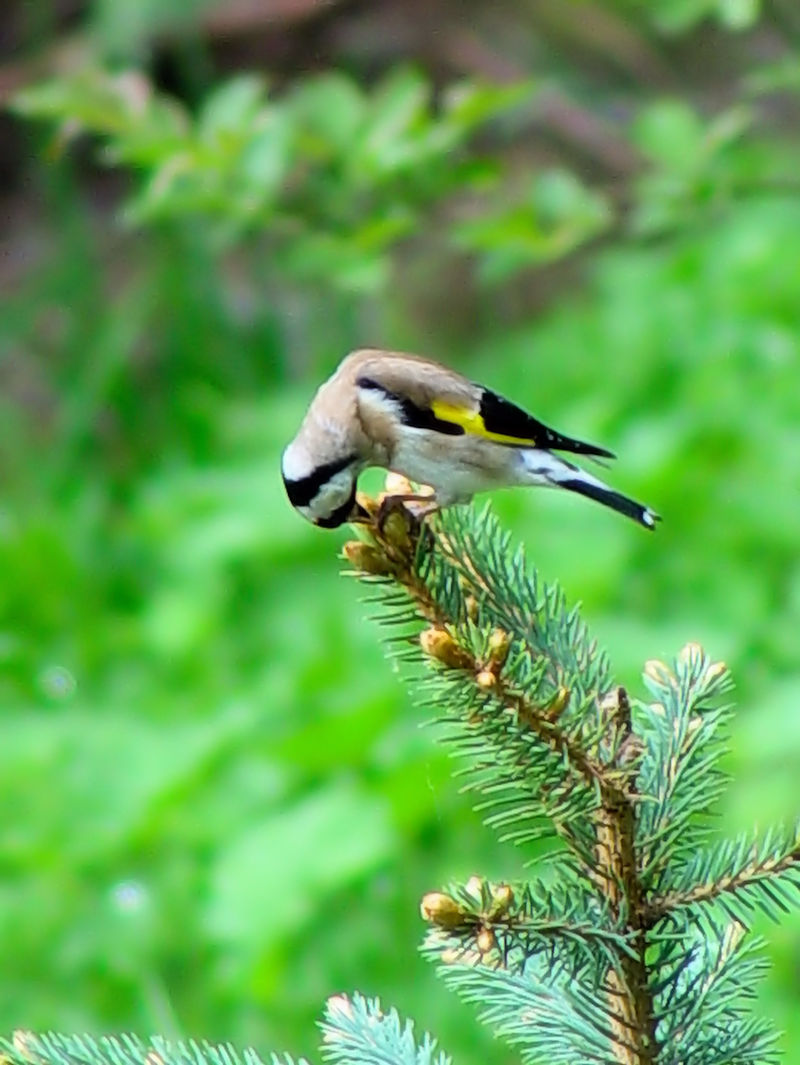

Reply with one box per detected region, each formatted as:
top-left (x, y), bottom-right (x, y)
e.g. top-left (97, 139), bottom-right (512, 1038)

top-left (282, 349), bottom-right (658, 530)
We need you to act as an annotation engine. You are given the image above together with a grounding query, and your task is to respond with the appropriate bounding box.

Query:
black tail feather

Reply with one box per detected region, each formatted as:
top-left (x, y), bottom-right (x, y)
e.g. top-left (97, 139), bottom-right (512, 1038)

top-left (558, 477), bottom-right (659, 530)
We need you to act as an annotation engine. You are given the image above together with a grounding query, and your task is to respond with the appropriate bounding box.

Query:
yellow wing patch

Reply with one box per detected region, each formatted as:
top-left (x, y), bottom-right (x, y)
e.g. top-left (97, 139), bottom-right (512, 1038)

top-left (430, 400), bottom-right (537, 447)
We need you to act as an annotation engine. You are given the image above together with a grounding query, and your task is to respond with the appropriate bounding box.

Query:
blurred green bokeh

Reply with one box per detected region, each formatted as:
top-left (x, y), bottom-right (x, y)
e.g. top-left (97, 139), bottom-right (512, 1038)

top-left (2, 1), bottom-right (800, 1062)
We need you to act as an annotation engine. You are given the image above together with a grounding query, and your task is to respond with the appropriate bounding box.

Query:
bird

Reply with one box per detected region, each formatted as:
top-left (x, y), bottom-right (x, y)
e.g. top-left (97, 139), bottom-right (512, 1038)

top-left (281, 348), bottom-right (659, 531)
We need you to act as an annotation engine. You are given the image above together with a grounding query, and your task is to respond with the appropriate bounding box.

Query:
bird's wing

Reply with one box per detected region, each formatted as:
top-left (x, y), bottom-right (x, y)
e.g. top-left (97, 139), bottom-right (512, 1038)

top-left (354, 353), bottom-right (615, 459)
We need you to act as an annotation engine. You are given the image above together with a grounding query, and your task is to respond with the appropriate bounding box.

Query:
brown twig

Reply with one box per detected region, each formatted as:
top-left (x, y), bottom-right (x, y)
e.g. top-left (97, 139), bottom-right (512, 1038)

top-left (594, 687), bottom-right (659, 1065)
top-left (646, 843), bottom-right (800, 925)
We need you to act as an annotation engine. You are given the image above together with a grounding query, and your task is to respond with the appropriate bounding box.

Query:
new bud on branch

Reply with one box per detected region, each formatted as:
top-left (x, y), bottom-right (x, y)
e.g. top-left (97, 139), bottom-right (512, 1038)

top-left (419, 627), bottom-right (474, 671)
top-left (420, 892), bottom-right (467, 930)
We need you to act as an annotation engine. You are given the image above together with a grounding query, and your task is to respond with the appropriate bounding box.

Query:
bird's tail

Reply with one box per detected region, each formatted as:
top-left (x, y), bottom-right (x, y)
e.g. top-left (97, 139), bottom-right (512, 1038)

top-left (522, 450), bottom-right (659, 530)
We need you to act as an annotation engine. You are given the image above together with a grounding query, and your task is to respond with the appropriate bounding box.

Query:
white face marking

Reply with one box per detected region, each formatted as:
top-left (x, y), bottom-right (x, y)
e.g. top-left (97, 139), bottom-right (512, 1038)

top-left (281, 441), bottom-right (312, 482)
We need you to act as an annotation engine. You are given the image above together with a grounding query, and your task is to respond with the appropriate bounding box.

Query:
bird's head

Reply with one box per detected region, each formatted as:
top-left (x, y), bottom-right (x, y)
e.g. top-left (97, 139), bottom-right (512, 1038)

top-left (281, 443), bottom-right (366, 528)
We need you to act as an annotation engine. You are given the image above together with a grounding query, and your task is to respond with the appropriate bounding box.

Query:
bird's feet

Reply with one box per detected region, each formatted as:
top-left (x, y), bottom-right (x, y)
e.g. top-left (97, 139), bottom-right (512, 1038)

top-left (349, 475), bottom-right (439, 538)
top-left (376, 493), bottom-right (440, 530)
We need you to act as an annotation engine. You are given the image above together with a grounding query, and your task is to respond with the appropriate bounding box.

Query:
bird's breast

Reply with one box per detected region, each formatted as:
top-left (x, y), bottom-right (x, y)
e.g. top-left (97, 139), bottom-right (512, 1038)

top-left (388, 428), bottom-right (521, 503)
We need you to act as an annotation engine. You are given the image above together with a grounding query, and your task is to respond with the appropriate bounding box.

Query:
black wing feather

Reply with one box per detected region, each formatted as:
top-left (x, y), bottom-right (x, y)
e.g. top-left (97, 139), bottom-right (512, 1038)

top-left (479, 390), bottom-right (615, 459)
top-left (357, 376), bottom-right (465, 436)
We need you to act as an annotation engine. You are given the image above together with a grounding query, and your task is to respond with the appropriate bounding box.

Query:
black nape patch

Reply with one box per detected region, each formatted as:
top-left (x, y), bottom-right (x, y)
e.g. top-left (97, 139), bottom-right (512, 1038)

top-left (357, 376), bottom-right (465, 436)
top-left (283, 455), bottom-right (355, 508)
top-left (479, 389), bottom-right (614, 458)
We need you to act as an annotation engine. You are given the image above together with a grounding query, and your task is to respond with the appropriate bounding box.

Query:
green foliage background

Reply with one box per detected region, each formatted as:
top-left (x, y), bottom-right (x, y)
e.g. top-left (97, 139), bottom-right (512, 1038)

top-left (2, 1), bottom-right (800, 1062)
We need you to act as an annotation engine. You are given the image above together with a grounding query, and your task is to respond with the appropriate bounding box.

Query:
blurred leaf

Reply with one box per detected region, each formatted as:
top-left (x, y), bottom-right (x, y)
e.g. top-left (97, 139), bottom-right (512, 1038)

top-left (290, 74), bottom-right (366, 156)
top-left (14, 64), bottom-right (531, 288)
top-left (649, 0), bottom-right (714, 32)
top-left (645, 0), bottom-right (760, 31)
top-left (631, 101), bottom-right (754, 236)
top-left (455, 169), bottom-right (611, 282)
top-left (356, 67), bottom-right (430, 175)
top-left (717, 0), bottom-right (760, 28)
top-left (239, 111), bottom-right (293, 195)
top-left (633, 100), bottom-right (706, 173)
top-left (198, 76), bottom-right (268, 145)
top-left (13, 70), bottom-right (187, 160)
top-left (441, 80), bottom-right (536, 131)
top-left (281, 232), bottom-right (389, 292)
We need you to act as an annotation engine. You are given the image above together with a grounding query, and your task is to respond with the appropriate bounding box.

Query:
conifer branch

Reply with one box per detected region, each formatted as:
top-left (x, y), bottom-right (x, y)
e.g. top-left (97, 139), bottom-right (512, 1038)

top-left (342, 513), bottom-right (450, 630)
top-left (344, 497), bottom-right (661, 1064)
top-left (441, 963), bottom-right (641, 1065)
top-left (647, 831), bottom-right (800, 926)
top-left (342, 493), bottom-right (795, 1065)
top-left (1, 998), bottom-right (449, 1065)
top-left (0, 1032), bottom-right (276, 1065)
top-left (591, 687), bottom-right (659, 1065)
top-left (635, 648), bottom-right (734, 889)
top-left (646, 923), bottom-right (778, 1065)
top-left (420, 877), bottom-right (634, 977)
top-left (320, 994), bottom-right (451, 1065)
top-left (343, 497), bottom-right (619, 866)
top-left (345, 497), bottom-right (626, 798)
top-left (419, 622), bottom-right (607, 789)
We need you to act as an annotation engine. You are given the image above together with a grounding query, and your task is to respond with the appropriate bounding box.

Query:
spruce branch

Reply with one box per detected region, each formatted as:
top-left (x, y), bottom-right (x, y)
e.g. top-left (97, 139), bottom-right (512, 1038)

top-left (647, 829), bottom-right (800, 927)
top-left (636, 646), bottom-right (734, 889)
top-left (343, 495), bottom-right (662, 1063)
top-left (420, 876), bottom-right (634, 979)
top-left (342, 490), bottom-right (799, 1065)
top-left (646, 923), bottom-right (778, 1065)
top-left (1, 997), bottom-right (448, 1065)
top-left (344, 496), bottom-right (636, 870)
top-left (440, 963), bottom-right (637, 1065)
top-left (0, 1033), bottom-right (281, 1065)
top-left (320, 994), bottom-right (450, 1065)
